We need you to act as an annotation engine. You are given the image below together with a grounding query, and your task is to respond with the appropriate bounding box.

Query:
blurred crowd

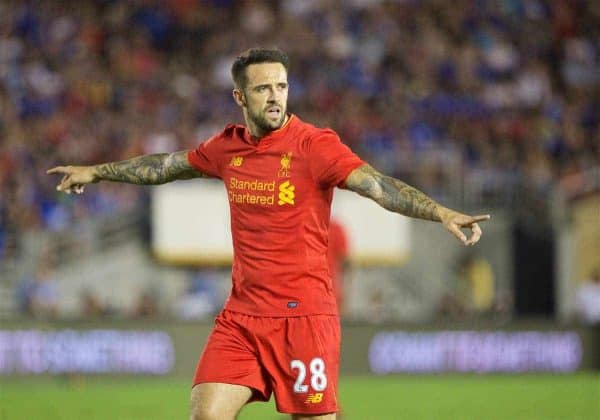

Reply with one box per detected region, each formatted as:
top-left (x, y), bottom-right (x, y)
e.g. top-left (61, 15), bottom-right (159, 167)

top-left (1, 0), bottom-right (599, 265)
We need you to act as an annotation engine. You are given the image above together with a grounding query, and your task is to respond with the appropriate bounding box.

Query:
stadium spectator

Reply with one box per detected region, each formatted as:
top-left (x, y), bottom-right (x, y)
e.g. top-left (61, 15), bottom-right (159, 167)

top-left (15, 256), bottom-right (59, 318)
top-left (328, 218), bottom-right (350, 315)
top-left (173, 269), bottom-right (222, 320)
top-left (460, 254), bottom-right (496, 314)
top-left (438, 254), bottom-right (509, 319)
top-left (79, 287), bottom-right (112, 318)
top-left (132, 288), bottom-right (160, 318)
top-left (575, 268), bottom-right (600, 325)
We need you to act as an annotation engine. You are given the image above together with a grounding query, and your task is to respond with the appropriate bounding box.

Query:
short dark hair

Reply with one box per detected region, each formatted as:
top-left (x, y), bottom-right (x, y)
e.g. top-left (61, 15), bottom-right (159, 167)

top-left (231, 48), bottom-right (290, 89)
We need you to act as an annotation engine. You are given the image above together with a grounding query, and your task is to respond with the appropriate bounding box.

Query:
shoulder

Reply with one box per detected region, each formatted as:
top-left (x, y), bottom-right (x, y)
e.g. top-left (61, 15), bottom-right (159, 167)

top-left (293, 116), bottom-right (338, 138)
top-left (294, 118), bottom-right (341, 150)
top-left (216, 123), bottom-right (245, 140)
top-left (200, 123), bottom-right (245, 147)
top-left (305, 128), bottom-right (343, 157)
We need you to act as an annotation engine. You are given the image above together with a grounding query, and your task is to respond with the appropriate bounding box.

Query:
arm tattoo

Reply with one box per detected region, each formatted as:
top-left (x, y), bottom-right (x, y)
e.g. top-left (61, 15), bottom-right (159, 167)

top-left (344, 164), bottom-right (441, 221)
top-left (95, 150), bottom-right (205, 185)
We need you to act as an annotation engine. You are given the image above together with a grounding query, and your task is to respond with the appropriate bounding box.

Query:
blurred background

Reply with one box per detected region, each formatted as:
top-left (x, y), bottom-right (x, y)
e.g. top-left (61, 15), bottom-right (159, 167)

top-left (0, 0), bottom-right (598, 419)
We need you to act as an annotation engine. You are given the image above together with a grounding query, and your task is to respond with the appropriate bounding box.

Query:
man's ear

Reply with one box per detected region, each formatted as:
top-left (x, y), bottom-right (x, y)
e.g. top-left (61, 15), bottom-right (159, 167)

top-left (232, 89), bottom-right (246, 107)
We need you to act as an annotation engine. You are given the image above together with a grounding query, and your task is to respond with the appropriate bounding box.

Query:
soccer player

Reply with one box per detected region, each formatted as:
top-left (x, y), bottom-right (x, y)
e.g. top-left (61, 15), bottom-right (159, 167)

top-left (48, 48), bottom-right (490, 420)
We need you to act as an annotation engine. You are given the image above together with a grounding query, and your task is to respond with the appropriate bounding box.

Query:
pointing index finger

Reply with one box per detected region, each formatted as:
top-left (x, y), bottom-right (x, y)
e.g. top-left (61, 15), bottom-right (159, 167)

top-left (47, 166), bottom-right (67, 175)
top-left (469, 214), bottom-right (491, 224)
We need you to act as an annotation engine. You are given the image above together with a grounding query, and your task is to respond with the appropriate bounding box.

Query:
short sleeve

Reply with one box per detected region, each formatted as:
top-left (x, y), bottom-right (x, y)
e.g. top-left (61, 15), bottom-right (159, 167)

top-left (187, 131), bottom-right (226, 179)
top-left (308, 130), bottom-right (365, 188)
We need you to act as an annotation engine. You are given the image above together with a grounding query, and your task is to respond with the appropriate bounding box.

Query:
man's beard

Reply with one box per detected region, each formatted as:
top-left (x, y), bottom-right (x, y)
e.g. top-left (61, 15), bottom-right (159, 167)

top-left (249, 107), bottom-right (286, 133)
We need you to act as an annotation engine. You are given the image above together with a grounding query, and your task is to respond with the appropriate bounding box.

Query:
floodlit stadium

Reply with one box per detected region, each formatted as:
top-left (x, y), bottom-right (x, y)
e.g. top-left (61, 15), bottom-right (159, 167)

top-left (1, 1), bottom-right (599, 419)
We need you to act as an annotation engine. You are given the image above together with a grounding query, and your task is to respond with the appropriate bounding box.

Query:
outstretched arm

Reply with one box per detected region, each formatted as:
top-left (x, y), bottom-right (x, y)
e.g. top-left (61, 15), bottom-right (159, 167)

top-left (47, 150), bottom-right (205, 194)
top-left (343, 164), bottom-right (490, 246)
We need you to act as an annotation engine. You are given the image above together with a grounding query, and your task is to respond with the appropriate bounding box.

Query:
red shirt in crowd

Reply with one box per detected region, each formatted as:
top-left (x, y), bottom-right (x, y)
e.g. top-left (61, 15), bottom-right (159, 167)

top-left (188, 115), bottom-right (364, 316)
top-left (327, 219), bottom-right (350, 310)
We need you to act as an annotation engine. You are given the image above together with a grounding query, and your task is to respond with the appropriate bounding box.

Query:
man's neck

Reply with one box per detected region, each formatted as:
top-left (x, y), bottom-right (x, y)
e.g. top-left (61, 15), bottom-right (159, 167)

top-left (245, 113), bottom-right (290, 139)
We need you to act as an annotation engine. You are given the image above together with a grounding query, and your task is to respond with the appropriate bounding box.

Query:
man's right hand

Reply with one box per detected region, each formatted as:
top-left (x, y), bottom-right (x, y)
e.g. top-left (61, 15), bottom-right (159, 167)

top-left (46, 165), bottom-right (98, 194)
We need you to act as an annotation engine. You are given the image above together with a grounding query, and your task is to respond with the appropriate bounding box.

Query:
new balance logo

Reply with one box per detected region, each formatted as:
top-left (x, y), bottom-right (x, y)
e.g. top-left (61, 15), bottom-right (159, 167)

top-left (278, 180), bottom-right (295, 205)
top-left (229, 156), bottom-right (243, 167)
top-left (305, 393), bottom-right (324, 404)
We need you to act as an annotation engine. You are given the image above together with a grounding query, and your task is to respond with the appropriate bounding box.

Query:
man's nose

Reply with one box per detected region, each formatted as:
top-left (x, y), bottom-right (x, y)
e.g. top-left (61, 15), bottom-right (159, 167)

top-left (267, 88), bottom-right (280, 102)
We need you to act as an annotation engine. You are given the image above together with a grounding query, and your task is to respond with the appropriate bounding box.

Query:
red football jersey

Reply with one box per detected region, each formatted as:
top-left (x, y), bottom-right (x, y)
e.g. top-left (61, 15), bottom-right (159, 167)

top-left (188, 115), bottom-right (364, 316)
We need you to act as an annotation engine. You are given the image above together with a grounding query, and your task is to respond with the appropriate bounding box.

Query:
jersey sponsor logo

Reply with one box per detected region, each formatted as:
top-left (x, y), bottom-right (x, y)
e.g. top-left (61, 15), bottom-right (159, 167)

top-left (278, 180), bottom-right (295, 206)
top-left (228, 177), bottom-right (275, 205)
top-left (230, 177), bottom-right (275, 191)
top-left (229, 156), bottom-right (244, 167)
top-left (228, 190), bottom-right (275, 205)
top-left (304, 393), bottom-right (324, 404)
top-left (278, 152), bottom-right (292, 177)
top-left (226, 177), bottom-right (296, 207)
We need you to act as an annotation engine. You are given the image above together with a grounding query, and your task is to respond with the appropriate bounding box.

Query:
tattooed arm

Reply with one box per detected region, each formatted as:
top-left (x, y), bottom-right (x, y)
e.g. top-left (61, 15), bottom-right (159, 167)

top-left (343, 164), bottom-right (490, 245)
top-left (47, 150), bottom-right (205, 193)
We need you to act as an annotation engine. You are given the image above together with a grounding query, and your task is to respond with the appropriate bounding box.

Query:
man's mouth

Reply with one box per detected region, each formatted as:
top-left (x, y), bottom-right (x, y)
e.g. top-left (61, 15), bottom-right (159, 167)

top-left (266, 106), bottom-right (281, 119)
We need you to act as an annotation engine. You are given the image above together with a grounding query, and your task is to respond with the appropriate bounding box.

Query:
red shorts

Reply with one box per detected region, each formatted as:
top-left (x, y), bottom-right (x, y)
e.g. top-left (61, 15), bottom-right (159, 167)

top-left (193, 310), bottom-right (341, 414)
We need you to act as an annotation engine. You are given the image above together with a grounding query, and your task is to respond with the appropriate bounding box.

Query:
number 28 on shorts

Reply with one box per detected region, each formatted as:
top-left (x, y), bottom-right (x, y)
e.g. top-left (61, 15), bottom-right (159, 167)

top-left (290, 357), bottom-right (327, 393)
